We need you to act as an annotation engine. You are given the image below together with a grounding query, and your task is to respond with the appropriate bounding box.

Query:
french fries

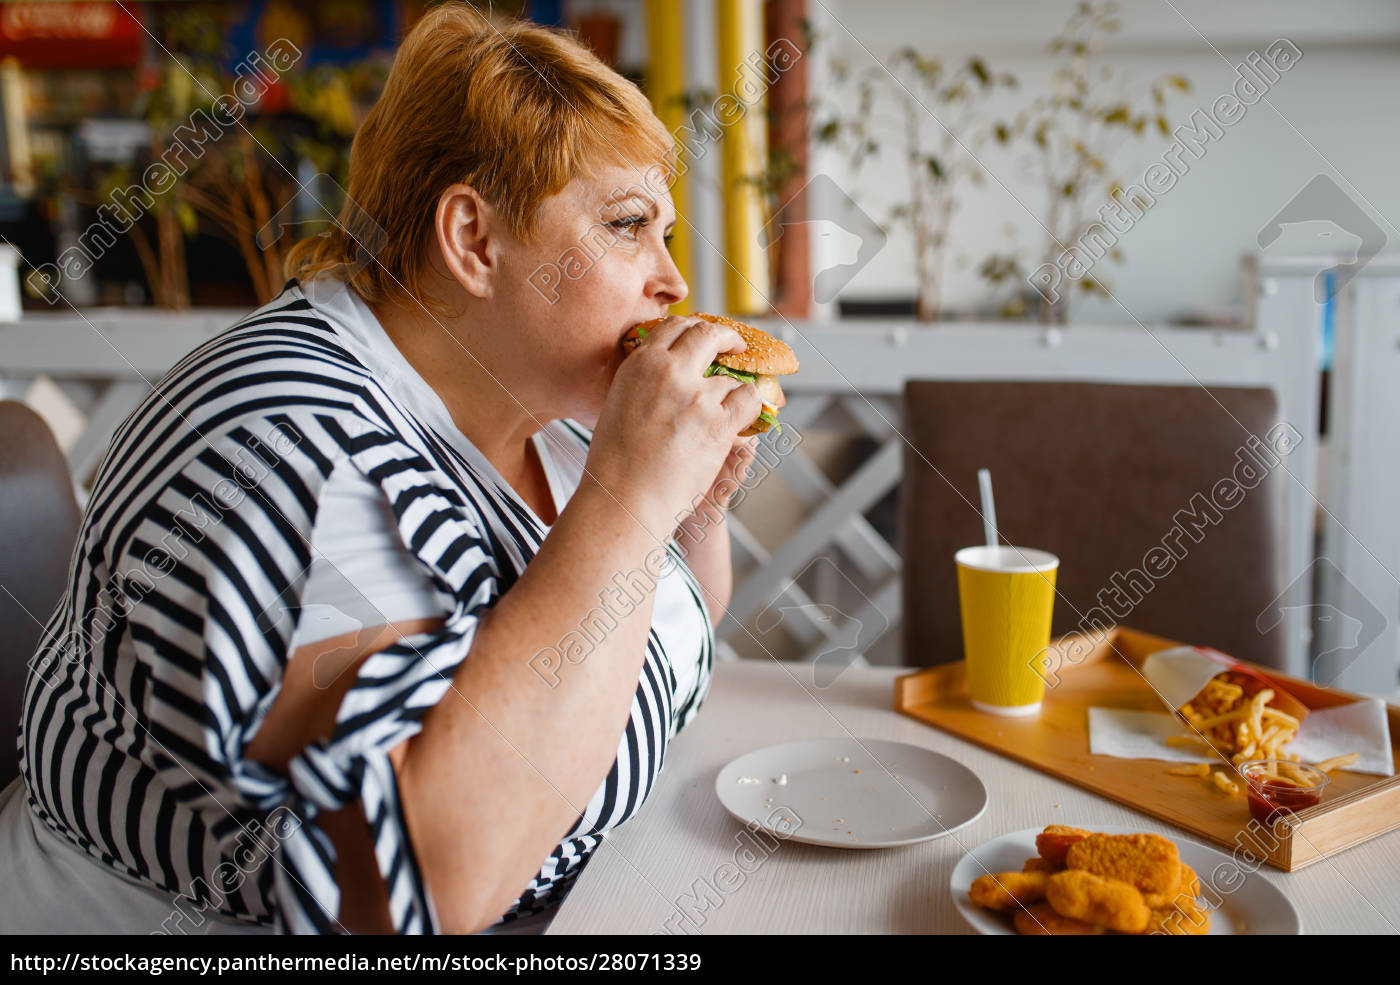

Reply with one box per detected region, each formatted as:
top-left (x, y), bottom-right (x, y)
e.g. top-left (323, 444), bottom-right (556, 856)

top-left (1165, 764), bottom-right (1211, 777)
top-left (1211, 770), bottom-right (1240, 796)
top-left (1165, 735), bottom-right (1209, 749)
top-left (1174, 674), bottom-right (1299, 765)
top-left (1313, 753), bottom-right (1360, 773)
top-left (1169, 672), bottom-right (1359, 790)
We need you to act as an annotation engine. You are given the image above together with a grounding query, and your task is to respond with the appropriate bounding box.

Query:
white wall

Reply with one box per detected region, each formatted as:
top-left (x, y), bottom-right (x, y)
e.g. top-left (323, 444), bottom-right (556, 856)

top-left (812, 0), bottom-right (1400, 323)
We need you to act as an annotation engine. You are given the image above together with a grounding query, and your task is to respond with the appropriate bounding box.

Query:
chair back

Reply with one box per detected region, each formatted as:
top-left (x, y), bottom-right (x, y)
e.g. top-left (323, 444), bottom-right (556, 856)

top-left (900, 381), bottom-right (1289, 669)
top-left (0, 401), bottom-right (80, 785)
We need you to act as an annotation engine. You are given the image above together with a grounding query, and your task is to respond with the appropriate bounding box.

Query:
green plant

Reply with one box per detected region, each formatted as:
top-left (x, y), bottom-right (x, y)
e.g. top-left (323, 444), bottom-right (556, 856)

top-left (814, 46), bottom-right (1016, 322)
top-left (977, 237), bottom-right (1033, 320)
top-left (121, 9), bottom-right (226, 308)
top-left (994, 1), bottom-right (1190, 322)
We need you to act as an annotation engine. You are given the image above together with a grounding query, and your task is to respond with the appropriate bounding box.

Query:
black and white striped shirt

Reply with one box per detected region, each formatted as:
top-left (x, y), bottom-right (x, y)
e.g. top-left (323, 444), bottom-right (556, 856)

top-left (18, 277), bottom-right (714, 934)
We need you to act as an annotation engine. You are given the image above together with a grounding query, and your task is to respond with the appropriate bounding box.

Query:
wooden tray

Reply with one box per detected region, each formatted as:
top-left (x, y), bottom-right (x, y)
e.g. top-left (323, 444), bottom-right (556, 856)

top-left (894, 625), bottom-right (1400, 871)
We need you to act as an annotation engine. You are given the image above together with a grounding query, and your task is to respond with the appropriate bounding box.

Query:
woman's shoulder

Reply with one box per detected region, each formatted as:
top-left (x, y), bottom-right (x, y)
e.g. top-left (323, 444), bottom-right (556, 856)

top-left (166, 280), bottom-right (373, 394)
top-left (140, 282), bottom-right (412, 440)
top-left (88, 283), bottom-right (427, 530)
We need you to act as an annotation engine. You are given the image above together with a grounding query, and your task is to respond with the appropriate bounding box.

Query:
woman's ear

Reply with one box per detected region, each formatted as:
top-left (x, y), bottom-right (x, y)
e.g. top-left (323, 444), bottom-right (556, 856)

top-left (435, 183), bottom-right (499, 299)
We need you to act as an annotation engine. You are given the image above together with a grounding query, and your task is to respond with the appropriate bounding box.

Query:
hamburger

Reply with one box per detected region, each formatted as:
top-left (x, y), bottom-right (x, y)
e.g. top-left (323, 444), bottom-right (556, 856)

top-left (622, 312), bottom-right (798, 436)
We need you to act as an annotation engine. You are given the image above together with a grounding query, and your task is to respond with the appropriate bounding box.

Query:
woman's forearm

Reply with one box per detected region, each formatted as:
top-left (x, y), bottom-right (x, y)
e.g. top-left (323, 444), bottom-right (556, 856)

top-left (672, 506), bottom-right (732, 628)
top-left (391, 477), bottom-right (673, 932)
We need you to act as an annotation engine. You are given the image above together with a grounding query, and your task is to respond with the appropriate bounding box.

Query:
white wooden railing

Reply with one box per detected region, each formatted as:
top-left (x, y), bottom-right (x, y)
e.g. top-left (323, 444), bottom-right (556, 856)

top-left (0, 307), bottom-right (242, 486)
top-left (1299, 255), bottom-right (1400, 695)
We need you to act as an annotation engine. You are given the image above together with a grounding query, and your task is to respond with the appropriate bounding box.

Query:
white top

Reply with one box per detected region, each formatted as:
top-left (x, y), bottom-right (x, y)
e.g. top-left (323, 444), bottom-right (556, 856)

top-left (292, 277), bottom-right (709, 715)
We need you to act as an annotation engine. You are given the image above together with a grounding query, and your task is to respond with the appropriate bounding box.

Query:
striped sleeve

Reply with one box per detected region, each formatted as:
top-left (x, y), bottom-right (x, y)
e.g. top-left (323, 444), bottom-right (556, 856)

top-left (119, 408), bottom-right (500, 934)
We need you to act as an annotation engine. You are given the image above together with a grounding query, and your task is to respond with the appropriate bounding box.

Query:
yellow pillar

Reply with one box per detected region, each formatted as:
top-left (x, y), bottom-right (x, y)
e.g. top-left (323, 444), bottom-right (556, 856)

top-left (644, 0), bottom-right (694, 315)
top-left (715, 0), bottom-right (769, 316)
top-left (1, 59), bottom-right (33, 198)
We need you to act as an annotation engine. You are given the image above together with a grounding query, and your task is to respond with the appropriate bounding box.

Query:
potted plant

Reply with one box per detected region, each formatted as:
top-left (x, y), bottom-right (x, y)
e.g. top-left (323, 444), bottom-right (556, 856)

top-left (814, 48), bottom-right (1016, 322)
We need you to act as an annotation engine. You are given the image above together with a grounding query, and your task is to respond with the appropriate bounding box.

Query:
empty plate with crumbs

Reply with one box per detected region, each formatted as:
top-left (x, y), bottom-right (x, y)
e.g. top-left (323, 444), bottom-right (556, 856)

top-left (715, 737), bottom-right (988, 849)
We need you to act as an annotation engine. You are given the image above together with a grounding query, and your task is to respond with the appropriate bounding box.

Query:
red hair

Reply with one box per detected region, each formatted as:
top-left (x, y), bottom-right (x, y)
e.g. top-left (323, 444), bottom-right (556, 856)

top-left (285, 2), bottom-right (675, 311)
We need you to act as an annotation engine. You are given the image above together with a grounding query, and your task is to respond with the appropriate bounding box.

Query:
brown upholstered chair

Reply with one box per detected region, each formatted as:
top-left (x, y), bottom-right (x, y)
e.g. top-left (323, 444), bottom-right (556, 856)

top-left (0, 401), bottom-right (81, 785)
top-left (900, 381), bottom-right (1289, 670)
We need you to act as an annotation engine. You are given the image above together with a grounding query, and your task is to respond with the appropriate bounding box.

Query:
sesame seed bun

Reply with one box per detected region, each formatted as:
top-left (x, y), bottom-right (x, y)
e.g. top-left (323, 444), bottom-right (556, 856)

top-left (622, 312), bottom-right (798, 437)
top-left (697, 313), bottom-right (799, 377)
top-left (623, 313), bottom-right (799, 376)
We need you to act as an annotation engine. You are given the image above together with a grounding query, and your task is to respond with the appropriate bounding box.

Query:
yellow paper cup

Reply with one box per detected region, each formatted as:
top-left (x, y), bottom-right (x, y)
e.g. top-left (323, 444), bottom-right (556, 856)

top-left (955, 546), bottom-right (1059, 717)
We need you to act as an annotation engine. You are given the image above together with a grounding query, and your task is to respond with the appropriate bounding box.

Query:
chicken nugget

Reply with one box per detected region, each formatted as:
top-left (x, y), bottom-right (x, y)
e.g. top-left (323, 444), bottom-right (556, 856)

top-left (1141, 861), bottom-right (1182, 907)
top-left (1143, 864), bottom-right (1203, 912)
top-left (1013, 901), bottom-right (1105, 935)
top-left (1065, 832), bottom-right (1180, 895)
top-left (1045, 870), bottom-right (1150, 934)
top-left (1035, 825), bottom-right (1091, 867)
top-left (1022, 856), bottom-right (1060, 873)
top-left (1178, 864), bottom-right (1200, 899)
top-left (1142, 899), bottom-right (1211, 936)
top-left (968, 871), bottom-right (1048, 911)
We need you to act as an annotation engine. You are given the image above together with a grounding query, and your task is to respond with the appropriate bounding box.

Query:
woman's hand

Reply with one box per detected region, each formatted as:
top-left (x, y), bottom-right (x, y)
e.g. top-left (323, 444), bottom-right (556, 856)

top-left (670, 433), bottom-right (758, 624)
top-left (585, 316), bottom-right (763, 532)
top-left (699, 434), bottom-right (759, 514)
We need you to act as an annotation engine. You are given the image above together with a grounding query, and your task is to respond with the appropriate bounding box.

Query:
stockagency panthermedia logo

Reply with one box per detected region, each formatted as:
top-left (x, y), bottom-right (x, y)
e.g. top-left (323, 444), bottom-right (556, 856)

top-left (1257, 174), bottom-right (1387, 302)
top-left (255, 558), bottom-right (392, 689)
top-left (759, 173), bottom-right (887, 304)
top-left (257, 173), bottom-right (388, 282)
top-left (1255, 556), bottom-right (1387, 686)
top-left (754, 555), bottom-right (890, 688)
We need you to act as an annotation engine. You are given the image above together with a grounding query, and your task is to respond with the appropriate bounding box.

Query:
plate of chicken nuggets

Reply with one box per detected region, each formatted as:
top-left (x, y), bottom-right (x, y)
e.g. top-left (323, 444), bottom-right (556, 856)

top-left (951, 824), bottom-right (1300, 934)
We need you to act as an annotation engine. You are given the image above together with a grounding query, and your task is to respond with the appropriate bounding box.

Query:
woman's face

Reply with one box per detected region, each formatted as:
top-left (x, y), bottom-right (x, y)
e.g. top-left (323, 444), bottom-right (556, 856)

top-left (491, 162), bottom-right (688, 427)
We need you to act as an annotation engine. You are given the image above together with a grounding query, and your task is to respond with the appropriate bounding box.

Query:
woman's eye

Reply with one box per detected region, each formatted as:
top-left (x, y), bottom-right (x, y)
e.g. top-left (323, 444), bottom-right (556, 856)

top-left (608, 215), bottom-right (648, 237)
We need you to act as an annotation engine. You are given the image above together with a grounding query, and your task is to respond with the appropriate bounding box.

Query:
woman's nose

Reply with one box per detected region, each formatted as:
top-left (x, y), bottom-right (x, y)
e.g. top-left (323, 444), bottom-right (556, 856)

top-left (649, 239), bottom-right (689, 307)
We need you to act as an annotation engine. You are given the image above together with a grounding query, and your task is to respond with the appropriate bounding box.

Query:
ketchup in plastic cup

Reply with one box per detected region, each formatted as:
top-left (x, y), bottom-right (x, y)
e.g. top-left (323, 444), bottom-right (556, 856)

top-left (1240, 760), bottom-right (1330, 827)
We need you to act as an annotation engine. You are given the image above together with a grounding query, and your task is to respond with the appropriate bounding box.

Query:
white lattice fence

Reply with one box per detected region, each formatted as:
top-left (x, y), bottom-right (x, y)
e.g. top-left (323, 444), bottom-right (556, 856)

top-left (720, 393), bottom-right (904, 675)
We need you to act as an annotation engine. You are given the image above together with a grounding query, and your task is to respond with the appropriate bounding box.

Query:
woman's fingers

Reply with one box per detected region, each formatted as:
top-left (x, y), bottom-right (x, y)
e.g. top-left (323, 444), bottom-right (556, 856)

top-left (626, 316), bottom-right (748, 383)
top-left (620, 316), bottom-right (684, 360)
top-left (719, 377), bottom-right (763, 433)
top-left (630, 314), bottom-right (697, 349)
top-left (666, 319), bottom-right (746, 376)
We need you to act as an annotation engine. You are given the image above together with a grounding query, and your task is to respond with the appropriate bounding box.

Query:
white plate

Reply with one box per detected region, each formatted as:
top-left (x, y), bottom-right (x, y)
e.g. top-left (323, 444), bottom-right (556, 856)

top-left (950, 825), bottom-right (1302, 934)
top-left (714, 737), bottom-right (987, 849)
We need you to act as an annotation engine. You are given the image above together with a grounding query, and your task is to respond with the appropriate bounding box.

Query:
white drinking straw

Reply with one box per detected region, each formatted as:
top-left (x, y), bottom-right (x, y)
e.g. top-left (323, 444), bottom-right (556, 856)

top-left (977, 468), bottom-right (998, 549)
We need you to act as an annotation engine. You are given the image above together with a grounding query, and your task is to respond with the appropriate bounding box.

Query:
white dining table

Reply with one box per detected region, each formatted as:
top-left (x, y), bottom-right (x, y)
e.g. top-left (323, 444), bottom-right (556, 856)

top-left (545, 661), bottom-right (1400, 935)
